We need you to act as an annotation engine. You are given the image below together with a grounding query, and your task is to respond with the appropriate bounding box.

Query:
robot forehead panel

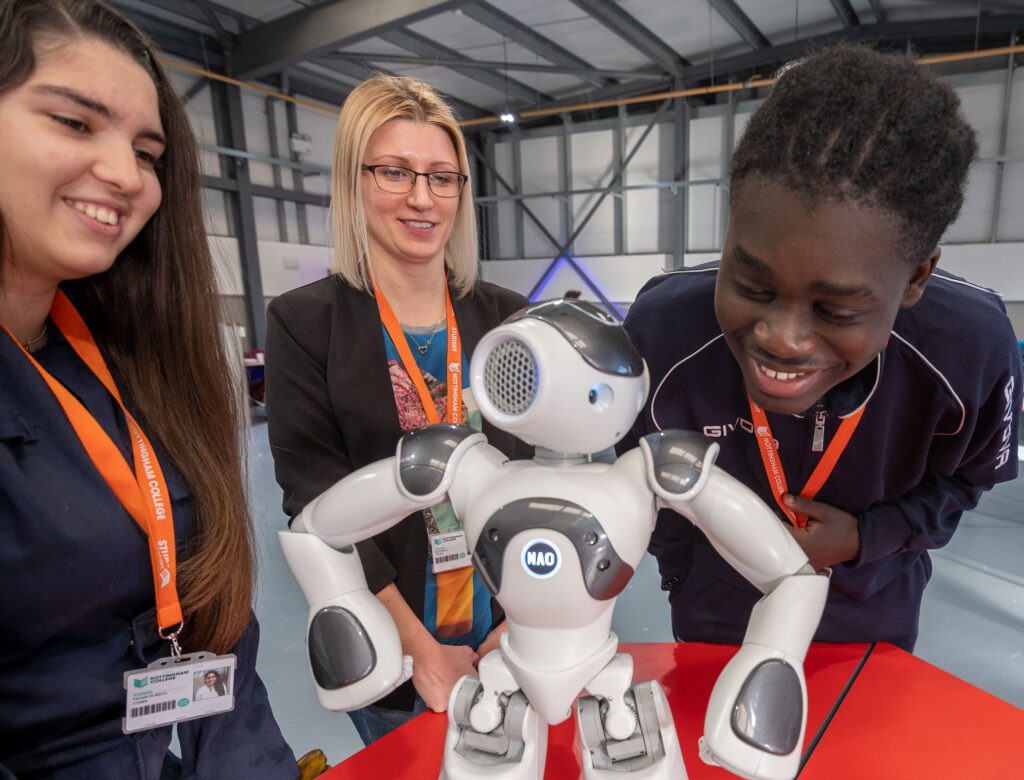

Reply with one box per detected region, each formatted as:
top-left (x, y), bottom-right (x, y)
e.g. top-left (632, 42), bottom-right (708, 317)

top-left (472, 497), bottom-right (634, 601)
top-left (506, 300), bottom-right (644, 377)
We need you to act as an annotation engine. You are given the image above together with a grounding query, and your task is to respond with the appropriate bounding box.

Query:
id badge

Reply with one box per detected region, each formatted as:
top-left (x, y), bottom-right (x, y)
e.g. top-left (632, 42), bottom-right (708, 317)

top-left (430, 529), bottom-right (471, 573)
top-left (122, 652), bottom-right (236, 733)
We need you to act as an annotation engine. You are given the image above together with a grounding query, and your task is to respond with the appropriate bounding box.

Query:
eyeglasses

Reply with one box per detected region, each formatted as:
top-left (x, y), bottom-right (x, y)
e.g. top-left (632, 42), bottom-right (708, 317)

top-left (361, 164), bottom-right (468, 198)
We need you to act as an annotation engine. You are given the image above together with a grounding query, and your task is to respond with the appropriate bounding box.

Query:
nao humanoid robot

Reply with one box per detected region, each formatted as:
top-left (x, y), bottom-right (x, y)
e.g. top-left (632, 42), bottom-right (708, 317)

top-left (279, 300), bottom-right (828, 780)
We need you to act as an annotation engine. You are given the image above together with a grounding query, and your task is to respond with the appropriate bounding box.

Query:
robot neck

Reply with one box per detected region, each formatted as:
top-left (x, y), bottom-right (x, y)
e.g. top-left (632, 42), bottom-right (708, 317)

top-left (532, 446), bottom-right (589, 467)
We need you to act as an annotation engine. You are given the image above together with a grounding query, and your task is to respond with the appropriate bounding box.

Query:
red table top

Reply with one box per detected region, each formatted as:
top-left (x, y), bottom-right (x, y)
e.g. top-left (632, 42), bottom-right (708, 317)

top-left (322, 641), bottom-right (878, 779)
top-left (800, 642), bottom-right (1024, 778)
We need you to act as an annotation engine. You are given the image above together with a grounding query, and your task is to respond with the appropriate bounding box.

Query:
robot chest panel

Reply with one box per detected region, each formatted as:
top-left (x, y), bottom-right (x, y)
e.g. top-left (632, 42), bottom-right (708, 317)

top-left (471, 497), bottom-right (634, 606)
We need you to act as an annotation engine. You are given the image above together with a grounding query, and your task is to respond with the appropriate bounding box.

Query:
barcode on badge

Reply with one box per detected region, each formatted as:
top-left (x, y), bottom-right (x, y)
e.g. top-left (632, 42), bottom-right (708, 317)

top-left (436, 553), bottom-right (463, 564)
top-left (130, 700), bottom-right (177, 718)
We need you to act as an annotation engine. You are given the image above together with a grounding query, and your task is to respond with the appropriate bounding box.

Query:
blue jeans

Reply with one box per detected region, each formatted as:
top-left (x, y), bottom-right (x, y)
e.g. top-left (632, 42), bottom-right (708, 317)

top-left (347, 695), bottom-right (429, 746)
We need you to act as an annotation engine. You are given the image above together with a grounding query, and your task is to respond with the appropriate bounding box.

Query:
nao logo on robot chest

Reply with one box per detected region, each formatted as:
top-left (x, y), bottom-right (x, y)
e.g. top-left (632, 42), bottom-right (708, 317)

top-left (521, 538), bottom-right (562, 578)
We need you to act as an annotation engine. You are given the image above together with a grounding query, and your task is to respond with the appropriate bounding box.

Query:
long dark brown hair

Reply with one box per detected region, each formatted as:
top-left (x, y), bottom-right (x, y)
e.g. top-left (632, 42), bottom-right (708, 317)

top-left (0, 0), bottom-right (254, 653)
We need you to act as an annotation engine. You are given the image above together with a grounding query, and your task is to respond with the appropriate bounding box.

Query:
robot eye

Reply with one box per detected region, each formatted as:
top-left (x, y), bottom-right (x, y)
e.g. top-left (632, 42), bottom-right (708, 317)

top-left (588, 384), bottom-right (613, 411)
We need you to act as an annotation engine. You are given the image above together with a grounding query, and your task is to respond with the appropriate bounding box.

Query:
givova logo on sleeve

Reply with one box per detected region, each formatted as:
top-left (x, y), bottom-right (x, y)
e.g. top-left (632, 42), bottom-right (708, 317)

top-left (521, 538), bottom-right (561, 578)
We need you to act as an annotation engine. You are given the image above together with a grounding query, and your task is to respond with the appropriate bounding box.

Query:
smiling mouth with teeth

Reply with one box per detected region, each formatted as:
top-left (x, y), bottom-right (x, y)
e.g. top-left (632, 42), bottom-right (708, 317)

top-left (402, 219), bottom-right (434, 229)
top-left (69, 199), bottom-right (120, 226)
top-left (757, 363), bottom-right (807, 381)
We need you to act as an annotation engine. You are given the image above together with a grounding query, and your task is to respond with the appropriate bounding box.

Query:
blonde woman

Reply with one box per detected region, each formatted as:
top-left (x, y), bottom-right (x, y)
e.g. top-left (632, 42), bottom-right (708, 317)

top-left (266, 75), bottom-right (529, 744)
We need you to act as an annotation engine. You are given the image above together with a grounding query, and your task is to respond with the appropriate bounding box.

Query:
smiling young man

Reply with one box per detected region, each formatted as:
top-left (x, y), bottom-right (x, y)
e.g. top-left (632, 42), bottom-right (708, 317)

top-left (623, 45), bottom-right (1021, 652)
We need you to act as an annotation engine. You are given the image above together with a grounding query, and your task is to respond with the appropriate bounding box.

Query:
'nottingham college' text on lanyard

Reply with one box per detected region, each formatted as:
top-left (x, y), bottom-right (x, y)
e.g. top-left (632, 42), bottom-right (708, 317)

top-left (372, 276), bottom-right (463, 425)
top-left (2, 292), bottom-right (183, 642)
top-left (748, 397), bottom-right (864, 529)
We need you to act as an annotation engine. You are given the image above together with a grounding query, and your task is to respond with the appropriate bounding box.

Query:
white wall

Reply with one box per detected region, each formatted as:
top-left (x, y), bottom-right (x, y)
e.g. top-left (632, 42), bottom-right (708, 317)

top-left (484, 68), bottom-right (1024, 259)
top-left (475, 243), bottom-right (1024, 307)
top-left (209, 236), bottom-right (331, 299)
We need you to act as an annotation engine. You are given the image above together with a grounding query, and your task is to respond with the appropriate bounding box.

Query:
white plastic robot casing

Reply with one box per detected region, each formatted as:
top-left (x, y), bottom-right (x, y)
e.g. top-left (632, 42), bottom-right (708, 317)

top-left (281, 298), bottom-right (828, 780)
top-left (469, 301), bottom-right (649, 456)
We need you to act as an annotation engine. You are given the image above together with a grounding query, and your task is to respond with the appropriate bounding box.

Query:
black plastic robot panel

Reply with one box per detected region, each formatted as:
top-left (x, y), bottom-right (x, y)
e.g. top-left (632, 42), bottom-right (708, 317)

top-left (472, 497), bottom-right (634, 601)
top-left (505, 300), bottom-right (644, 378)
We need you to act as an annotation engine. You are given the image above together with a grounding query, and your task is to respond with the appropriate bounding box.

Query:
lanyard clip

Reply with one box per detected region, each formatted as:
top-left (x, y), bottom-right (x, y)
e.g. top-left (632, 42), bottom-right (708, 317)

top-left (159, 622), bottom-right (185, 660)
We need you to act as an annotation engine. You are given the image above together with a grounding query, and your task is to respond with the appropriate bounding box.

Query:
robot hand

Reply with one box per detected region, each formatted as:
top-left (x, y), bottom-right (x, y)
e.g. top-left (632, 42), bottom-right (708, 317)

top-left (700, 572), bottom-right (828, 780)
top-left (279, 530), bottom-right (412, 711)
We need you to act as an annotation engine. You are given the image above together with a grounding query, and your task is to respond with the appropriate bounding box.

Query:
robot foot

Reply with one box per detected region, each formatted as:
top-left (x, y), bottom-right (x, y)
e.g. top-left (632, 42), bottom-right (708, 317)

top-left (577, 681), bottom-right (686, 779)
top-left (439, 677), bottom-right (547, 780)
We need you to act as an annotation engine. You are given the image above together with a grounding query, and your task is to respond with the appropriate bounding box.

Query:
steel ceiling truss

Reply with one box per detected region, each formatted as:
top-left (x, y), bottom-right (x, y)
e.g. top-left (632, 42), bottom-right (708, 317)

top-left (232, 0), bottom-right (470, 80)
top-left (378, 27), bottom-right (550, 104)
top-left (460, 2), bottom-right (612, 89)
top-left (708, 0), bottom-right (771, 50)
top-left (829, 0), bottom-right (861, 29)
top-left (566, 0), bottom-right (689, 76)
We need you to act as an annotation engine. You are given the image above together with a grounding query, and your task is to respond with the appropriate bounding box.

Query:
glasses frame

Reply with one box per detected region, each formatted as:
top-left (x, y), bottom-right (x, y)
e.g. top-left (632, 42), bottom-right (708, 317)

top-left (360, 164), bottom-right (468, 198)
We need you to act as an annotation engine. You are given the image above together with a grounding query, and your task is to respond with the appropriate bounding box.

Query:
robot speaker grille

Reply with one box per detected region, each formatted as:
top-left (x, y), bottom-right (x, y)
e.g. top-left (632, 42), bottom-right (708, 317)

top-left (484, 338), bottom-right (537, 415)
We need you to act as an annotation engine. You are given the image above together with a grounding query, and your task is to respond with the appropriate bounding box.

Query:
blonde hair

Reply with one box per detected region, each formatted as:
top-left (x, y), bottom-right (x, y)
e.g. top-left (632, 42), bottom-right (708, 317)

top-left (331, 74), bottom-right (478, 295)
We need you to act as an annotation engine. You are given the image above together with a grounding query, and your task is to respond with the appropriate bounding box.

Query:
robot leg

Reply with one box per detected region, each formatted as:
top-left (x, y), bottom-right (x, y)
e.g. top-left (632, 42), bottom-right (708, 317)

top-left (439, 651), bottom-right (547, 780)
top-left (577, 654), bottom-right (686, 779)
top-left (700, 571), bottom-right (828, 780)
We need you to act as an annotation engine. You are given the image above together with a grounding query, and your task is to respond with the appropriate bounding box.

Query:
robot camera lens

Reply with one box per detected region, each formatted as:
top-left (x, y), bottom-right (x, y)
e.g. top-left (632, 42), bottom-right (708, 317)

top-left (588, 389), bottom-right (597, 404)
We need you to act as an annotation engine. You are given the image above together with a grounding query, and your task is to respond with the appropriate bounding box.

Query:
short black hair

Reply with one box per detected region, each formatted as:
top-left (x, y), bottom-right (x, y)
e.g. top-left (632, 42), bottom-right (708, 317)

top-left (730, 44), bottom-right (978, 263)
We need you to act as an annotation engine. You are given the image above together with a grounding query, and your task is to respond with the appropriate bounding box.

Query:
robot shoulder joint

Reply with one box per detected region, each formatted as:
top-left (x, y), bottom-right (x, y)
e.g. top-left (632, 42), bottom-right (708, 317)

top-left (639, 429), bottom-right (719, 500)
top-left (397, 424), bottom-right (485, 499)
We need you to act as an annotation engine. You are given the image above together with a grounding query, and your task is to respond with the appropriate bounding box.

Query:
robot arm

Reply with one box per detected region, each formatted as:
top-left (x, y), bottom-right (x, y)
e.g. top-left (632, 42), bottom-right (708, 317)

top-left (640, 431), bottom-right (828, 780)
top-left (294, 424), bottom-right (487, 544)
top-left (281, 424), bottom-right (485, 712)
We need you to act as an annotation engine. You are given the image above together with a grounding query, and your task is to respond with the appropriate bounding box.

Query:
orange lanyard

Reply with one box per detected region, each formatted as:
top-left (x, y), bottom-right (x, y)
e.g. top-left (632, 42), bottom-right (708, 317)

top-left (371, 275), bottom-right (462, 425)
top-left (748, 397), bottom-right (864, 528)
top-left (2, 291), bottom-right (183, 633)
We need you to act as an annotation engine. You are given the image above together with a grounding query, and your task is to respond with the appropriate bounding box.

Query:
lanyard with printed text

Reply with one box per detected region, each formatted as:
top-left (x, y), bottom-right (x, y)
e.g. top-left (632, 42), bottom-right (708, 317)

top-left (2, 291), bottom-right (183, 639)
top-left (748, 397), bottom-right (864, 528)
top-left (371, 275), bottom-right (463, 425)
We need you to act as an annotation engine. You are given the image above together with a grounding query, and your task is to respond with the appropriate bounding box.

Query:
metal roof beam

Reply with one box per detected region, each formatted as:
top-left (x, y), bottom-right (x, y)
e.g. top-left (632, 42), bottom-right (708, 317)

top-left (322, 51), bottom-right (664, 81)
top-left (501, 14), bottom-right (1024, 126)
top-left (519, 77), bottom-right (674, 119)
top-left (669, 14), bottom-right (1024, 84)
top-left (708, 0), bottom-right (771, 49)
top-left (829, 0), bottom-right (861, 28)
top-left (379, 27), bottom-right (548, 105)
top-left (460, 2), bottom-right (612, 88)
top-left (109, 0), bottom-right (219, 35)
top-left (566, 0), bottom-right (688, 76)
top-left (232, 0), bottom-right (470, 80)
top-left (194, 0), bottom-right (230, 42)
top-left (302, 59), bottom-right (489, 119)
top-left (932, 0), bottom-right (1024, 12)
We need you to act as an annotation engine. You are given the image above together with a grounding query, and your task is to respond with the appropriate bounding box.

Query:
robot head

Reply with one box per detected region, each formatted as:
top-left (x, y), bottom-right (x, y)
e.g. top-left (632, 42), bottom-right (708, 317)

top-left (469, 299), bottom-right (650, 455)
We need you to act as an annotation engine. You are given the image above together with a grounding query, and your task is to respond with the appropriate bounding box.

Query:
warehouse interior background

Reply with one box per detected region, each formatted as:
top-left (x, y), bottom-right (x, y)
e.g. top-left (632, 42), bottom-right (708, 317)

top-left (106, 0), bottom-right (1024, 766)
